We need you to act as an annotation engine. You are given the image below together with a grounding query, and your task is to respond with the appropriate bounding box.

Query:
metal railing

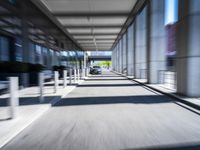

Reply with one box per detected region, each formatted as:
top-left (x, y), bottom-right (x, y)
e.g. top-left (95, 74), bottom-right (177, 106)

top-left (158, 70), bottom-right (177, 90)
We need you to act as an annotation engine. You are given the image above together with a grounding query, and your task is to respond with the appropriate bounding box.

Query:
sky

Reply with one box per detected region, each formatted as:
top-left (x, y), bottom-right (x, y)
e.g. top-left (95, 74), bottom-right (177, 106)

top-left (165, 0), bottom-right (178, 25)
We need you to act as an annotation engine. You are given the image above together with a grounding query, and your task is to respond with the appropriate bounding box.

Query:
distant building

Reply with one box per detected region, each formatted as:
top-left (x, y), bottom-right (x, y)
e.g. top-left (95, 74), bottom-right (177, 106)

top-left (165, 24), bottom-right (177, 70)
top-left (166, 24), bottom-right (176, 56)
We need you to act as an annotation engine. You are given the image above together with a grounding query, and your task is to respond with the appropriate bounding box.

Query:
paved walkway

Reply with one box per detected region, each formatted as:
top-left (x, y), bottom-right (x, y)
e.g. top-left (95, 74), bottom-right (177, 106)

top-left (2, 71), bottom-right (200, 150)
top-left (0, 79), bottom-right (83, 148)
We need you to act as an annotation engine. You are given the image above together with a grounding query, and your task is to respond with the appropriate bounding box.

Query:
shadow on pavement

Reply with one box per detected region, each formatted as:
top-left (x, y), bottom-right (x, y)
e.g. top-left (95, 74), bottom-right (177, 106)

top-left (78, 84), bottom-right (141, 87)
top-left (0, 96), bottom-right (60, 107)
top-left (54, 95), bottom-right (172, 106)
top-left (89, 75), bottom-right (120, 78)
top-left (85, 78), bottom-right (128, 81)
top-left (123, 142), bottom-right (200, 150)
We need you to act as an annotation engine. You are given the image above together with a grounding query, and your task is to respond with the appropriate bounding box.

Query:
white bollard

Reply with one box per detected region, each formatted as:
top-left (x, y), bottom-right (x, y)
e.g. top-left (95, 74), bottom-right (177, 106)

top-left (80, 69), bottom-right (82, 79)
top-left (77, 69), bottom-right (80, 82)
top-left (8, 77), bottom-right (19, 119)
top-left (54, 71), bottom-right (59, 93)
top-left (74, 68), bottom-right (77, 83)
top-left (69, 69), bottom-right (72, 85)
top-left (81, 69), bottom-right (85, 79)
top-left (38, 72), bottom-right (44, 103)
top-left (85, 68), bottom-right (88, 77)
top-left (63, 70), bottom-right (67, 88)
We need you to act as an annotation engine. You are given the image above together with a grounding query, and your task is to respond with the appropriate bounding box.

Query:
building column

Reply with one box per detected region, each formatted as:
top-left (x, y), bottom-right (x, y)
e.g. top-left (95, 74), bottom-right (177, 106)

top-left (122, 34), bottom-right (127, 75)
top-left (113, 48), bottom-right (115, 71)
top-left (176, 0), bottom-right (200, 97)
top-left (127, 23), bottom-right (135, 76)
top-left (117, 43), bottom-right (120, 73)
top-left (148, 0), bottom-right (166, 83)
top-left (119, 40), bottom-right (123, 73)
top-left (115, 48), bottom-right (117, 71)
top-left (135, 6), bottom-right (148, 79)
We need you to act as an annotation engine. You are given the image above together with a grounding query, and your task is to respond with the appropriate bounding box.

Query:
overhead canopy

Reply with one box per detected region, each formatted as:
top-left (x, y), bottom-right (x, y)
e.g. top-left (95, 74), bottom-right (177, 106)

top-left (38, 0), bottom-right (138, 51)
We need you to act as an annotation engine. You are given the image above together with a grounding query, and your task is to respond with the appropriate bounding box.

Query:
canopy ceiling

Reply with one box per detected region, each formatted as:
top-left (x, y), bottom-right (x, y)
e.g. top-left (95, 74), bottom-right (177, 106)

top-left (39, 0), bottom-right (138, 51)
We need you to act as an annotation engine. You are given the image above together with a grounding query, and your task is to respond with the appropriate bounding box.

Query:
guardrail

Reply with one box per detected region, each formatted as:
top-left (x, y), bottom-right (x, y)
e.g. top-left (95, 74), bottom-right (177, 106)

top-left (158, 70), bottom-right (177, 90)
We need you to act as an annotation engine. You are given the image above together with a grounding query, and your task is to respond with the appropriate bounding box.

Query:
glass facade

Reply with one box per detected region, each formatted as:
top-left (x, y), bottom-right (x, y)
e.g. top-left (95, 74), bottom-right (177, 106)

top-left (0, 36), bottom-right (9, 61)
top-left (15, 38), bottom-right (23, 62)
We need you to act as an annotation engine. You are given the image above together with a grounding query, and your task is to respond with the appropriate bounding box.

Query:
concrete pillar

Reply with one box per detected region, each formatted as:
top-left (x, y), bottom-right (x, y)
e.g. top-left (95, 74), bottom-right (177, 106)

top-left (122, 34), bottom-right (127, 74)
top-left (116, 44), bottom-right (119, 72)
top-left (119, 40), bottom-right (123, 73)
top-left (113, 47), bottom-right (117, 71)
top-left (118, 42), bottom-right (120, 73)
top-left (112, 48), bottom-right (115, 71)
top-left (176, 0), bottom-right (200, 97)
top-left (135, 6), bottom-right (148, 79)
top-left (148, 0), bottom-right (166, 83)
top-left (127, 23), bottom-right (135, 76)
top-left (115, 46), bottom-right (117, 71)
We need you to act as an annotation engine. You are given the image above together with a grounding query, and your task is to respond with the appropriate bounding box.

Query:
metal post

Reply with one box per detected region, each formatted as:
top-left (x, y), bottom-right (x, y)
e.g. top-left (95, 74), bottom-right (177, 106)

top-left (69, 68), bottom-right (72, 85)
top-left (54, 71), bottom-right (59, 93)
top-left (38, 72), bottom-right (44, 102)
top-left (63, 70), bottom-right (67, 88)
top-left (8, 77), bottom-right (19, 119)
top-left (74, 68), bottom-right (77, 83)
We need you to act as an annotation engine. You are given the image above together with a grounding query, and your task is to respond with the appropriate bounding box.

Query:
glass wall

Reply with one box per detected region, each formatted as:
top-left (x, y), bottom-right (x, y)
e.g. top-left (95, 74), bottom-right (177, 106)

top-left (15, 38), bottom-right (23, 62)
top-left (29, 43), bottom-right (35, 64)
top-left (0, 34), bottom-right (83, 71)
top-left (0, 36), bottom-right (9, 61)
top-left (35, 45), bottom-right (42, 64)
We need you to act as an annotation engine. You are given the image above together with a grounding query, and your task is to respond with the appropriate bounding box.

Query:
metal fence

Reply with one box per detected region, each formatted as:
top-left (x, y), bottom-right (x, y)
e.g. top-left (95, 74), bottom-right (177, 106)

top-left (158, 70), bottom-right (177, 90)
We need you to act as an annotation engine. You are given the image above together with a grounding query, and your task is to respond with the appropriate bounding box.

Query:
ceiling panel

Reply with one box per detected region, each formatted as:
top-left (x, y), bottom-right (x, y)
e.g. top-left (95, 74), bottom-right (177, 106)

top-left (77, 40), bottom-right (115, 44)
top-left (39, 0), bottom-right (137, 51)
top-left (41, 0), bottom-right (137, 13)
top-left (57, 17), bottom-right (126, 26)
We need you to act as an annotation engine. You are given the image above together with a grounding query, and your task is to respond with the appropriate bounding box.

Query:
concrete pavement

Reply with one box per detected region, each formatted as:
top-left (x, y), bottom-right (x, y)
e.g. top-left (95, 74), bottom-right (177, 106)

top-left (2, 71), bottom-right (200, 150)
top-left (0, 79), bottom-right (84, 148)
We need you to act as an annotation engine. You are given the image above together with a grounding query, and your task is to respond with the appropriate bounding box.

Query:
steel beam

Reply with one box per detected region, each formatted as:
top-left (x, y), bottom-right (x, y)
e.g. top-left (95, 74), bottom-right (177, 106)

top-left (53, 12), bottom-right (129, 17)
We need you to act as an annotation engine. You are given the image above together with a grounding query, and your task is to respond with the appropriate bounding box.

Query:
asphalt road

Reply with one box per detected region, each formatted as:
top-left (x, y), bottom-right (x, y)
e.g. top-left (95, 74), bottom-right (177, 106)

top-left (2, 71), bottom-right (200, 150)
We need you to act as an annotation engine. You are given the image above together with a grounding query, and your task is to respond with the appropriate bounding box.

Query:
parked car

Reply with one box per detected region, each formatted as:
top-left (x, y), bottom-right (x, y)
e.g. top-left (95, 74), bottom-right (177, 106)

top-left (90, 66), bottom-right (102, 74)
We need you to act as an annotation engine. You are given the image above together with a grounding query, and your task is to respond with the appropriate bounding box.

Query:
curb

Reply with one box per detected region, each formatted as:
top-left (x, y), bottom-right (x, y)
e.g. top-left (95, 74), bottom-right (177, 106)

top-left (112, 71), bottom-right (200, 111)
